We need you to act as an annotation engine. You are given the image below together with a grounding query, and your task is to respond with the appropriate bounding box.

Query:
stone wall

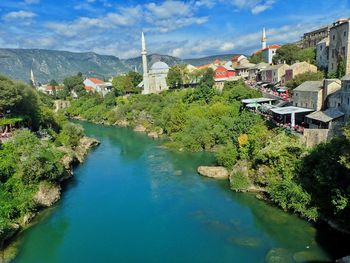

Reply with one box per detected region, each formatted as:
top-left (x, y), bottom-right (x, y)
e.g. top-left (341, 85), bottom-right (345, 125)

top-left (302, 129), bottom-right (329, 148)
top-left (54, 100), bottom-right (71, 112)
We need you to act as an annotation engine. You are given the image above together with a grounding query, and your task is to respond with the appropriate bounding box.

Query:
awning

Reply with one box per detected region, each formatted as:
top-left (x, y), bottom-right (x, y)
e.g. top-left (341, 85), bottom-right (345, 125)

top-left (306, 108), bottom-right (345, 123)
top-left (271, 106), bottom-right (314, 115)
top-left (277, 87), bottom-right (287, 92)
top-left (246, 103), bottom-right (260, 108)
top-left (241, 98), bottom-right (275, 104)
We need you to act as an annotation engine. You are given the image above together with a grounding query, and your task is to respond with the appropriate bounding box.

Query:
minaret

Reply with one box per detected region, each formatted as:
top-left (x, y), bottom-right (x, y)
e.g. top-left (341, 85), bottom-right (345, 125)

top-left (30, 69), bottom-right (36, 87)
top-left (141, 32), bottom-right (149, 94)
top-left (262, 28), bottom-right (267, 49)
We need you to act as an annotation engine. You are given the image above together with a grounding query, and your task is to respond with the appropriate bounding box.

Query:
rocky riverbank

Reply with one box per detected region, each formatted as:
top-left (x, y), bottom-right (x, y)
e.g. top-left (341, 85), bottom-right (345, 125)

top-left (0, 136), bottom-right (99, 262)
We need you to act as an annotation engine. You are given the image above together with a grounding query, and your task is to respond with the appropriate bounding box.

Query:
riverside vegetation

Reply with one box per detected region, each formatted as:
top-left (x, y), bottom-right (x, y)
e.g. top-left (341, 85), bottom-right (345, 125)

top-left (0, 75), bottom-right (98, 252)
top-left (65, 69), bottom-right (350, 233)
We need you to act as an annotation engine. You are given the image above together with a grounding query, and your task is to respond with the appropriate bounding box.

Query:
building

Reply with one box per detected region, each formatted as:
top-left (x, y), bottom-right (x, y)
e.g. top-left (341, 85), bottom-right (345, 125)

top-left (253, 28), bottom-right (280, 64)
top-left (293, 79), bottom-right (341, 111)
top-left (83, 78), bottom-right (112, 96)
top-left (316, 38), bottom-right (329, 71)
top-left (328, 18), bottom-right (350, 75)
top-left (303, 25), bottom-right (330, 48)
top-left (37, 84), bottom-right (64, 95)
top-left (235, 63), bottom-right (256, 79)
top-left (231, 55), bottom-right (249, 67)
top-left (292, 81), bottom-right (324, 110)
top-left (248, 62), bottom-right (269, 81)
top-left (283, 61), bottom-right (318, 84)
top-left (214, 65), bottom-right (235, 79)
top-left (140, 32), bottom-right (169, 94)
top-left (261, 64), bottom-right (289, 83)
top-left (327, 75), bottom-right (350, 118)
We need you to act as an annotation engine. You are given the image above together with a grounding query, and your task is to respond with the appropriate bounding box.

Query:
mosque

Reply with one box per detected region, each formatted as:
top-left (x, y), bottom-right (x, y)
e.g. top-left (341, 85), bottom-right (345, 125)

top-left (139, 32), bottom-right (169, 94)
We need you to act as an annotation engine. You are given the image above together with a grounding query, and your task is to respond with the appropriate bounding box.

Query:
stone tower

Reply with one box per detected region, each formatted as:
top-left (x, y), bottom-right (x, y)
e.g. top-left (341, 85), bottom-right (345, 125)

top-left (262, 28), bottom-right (267, 49)
top-left (141, 32), bottom-right (150, 94)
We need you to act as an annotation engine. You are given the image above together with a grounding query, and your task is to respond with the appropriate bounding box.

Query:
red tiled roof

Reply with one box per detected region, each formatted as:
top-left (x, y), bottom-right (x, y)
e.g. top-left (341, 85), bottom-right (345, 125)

top-left (255, 44), bottom-right (281, 54)
top-left (87, 78), bottom-right (104, 84)
top-left (196, 64), bottom-right (212, 69)
top-left (231, 55), bottom-right (241, 61)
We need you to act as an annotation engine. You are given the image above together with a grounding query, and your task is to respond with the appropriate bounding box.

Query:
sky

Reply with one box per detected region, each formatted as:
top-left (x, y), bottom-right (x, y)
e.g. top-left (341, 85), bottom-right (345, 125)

top-left (0, 0), bottom-right (349, 59)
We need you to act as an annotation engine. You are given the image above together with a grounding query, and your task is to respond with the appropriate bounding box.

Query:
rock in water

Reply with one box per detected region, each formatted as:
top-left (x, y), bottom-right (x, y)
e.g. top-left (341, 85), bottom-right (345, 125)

top-left (33, 183), bottom-right (61, 207)
top-left (133, 125), bottom-right (147, 132)
top-left (265, 248), bottom-right (293, 263)
top-left (197, 166), bottom-right (229, 179)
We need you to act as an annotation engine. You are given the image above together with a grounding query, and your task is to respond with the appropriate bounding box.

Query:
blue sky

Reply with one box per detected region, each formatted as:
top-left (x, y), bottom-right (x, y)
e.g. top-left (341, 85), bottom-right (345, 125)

top-left (0, 0), bottom-right (349, 59)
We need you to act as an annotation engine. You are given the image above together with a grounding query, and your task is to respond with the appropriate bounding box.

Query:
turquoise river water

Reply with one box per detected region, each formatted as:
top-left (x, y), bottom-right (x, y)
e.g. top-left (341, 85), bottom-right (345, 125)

top-left (11, 122), bottom-right (347, 262)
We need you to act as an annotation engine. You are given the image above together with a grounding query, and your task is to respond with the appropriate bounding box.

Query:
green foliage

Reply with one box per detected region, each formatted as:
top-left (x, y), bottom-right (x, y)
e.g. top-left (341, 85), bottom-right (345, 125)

top-left (127, 71), bottom-right (142, 90)
top-left (230, 171), bottom-right (251, 192)
top-left (273, 44), bottom-right (316, 65)
top-left (216, 144), bottom-right (238, 168)
top-left (0, 130), bottom-right (65, 230)
top-left (329, 56), bottom-right (347, 79)
top-left (112, 75), bottom-right (134, 95)
top-left (286, 71), bottom-right (324, 90)
top-left (166, 65), bottom-right (183, 88)
top-left (56, 123), bottom-right (84, 148)
top-left (249, 52), bottom-right (263, 64)
top-left (0, 75), bottom-right (22, 112)
top-left (63, 73), bottom-right (84, 96)
top-left (199, 68), bottom-right (215, 87)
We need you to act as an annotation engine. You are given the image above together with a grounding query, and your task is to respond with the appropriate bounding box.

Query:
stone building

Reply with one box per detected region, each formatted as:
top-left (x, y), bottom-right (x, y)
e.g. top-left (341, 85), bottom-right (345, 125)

top-left (139, 32), bottom-right (169, 94)
top-left (293, 80), bottom-right (341, 111)
top-left (328, 18), bottom-right (350, 75)
top-left (260, 64), bottom-right (289, 83)
top-left (283, 61), bottom-right (318, 84)
top-left (316, 38), bottom-right (329, 71)
top-left (303, 25), bottom-right (330, 48)
top-left (292, 81), bottom-right (324, 110)
top-left (248, 62), bottom-right (269, 81)
top-left (235, 63), bottom-right (256, 79)
top-left (327, 75), bottom-right (350, 118)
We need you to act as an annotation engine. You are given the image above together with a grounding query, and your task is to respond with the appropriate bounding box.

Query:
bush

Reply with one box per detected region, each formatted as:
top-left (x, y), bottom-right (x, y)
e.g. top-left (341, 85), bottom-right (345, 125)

top-left (230, 171), bottom-right (251, 192)
top-left (216, 144), bottom-right (238, 168)
top-left (57, 123), bottom-right (84, 148)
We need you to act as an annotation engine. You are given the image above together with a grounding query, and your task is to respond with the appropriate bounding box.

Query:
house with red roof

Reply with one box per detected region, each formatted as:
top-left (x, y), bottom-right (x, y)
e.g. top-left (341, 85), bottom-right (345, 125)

top-left (83, 77), bottom-right (112, 96)
top-left (255, 44), bottom-right (281, 64)
top-left (214, 65), bottom-right (236, 79)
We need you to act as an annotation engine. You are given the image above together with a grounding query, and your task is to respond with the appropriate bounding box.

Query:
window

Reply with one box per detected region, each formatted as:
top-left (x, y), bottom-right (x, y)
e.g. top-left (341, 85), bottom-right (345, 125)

top-left (345, 31), bottom-right (347, 37)
top-left (333, 35), bottom-right (335, 40)
top-left (348, 97), bottom-right (349, 105)
top-left (331, 63), bottom-right (334, 70)
top-left (342, 47), bottom-right (346, 55)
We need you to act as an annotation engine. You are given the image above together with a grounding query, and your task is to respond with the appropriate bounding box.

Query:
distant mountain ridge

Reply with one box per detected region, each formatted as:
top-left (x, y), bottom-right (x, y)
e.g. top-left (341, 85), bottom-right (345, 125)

top-left (0, 48), bottom-right (241, 83)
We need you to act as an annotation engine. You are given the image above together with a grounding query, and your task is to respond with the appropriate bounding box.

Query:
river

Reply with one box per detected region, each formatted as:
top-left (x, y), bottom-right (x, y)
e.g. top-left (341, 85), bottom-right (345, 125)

top-left (11, 122), bottom-right (345, 262)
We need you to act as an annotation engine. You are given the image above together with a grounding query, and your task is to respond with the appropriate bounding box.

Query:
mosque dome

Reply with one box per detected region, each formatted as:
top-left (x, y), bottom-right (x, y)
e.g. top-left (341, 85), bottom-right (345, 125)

top-left (151, 61), bottom-right (169, 71)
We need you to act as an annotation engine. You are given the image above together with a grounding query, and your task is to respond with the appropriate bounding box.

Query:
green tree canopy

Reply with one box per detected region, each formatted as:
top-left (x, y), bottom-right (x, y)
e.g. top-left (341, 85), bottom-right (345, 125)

top-left (250, 52), bottom-right (264, 64)
top-left (112, 75), bottom-right (134, 95)
top-left (167, 65), bottom-right (183, 89)
top-left (273, 44), bottom-right (316, 65)
top-left (286, 71), bottom-right (324, 90)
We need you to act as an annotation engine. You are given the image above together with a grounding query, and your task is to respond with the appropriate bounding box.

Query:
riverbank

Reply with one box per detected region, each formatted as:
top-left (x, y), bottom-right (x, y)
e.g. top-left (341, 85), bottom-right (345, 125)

top-left (0, 136), bottom-right (99, 263)
top-left (64, 82), bottom-right (350, 239)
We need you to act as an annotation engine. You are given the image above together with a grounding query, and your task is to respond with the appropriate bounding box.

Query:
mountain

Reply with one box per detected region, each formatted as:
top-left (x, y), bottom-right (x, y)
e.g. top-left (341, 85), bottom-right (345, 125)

top-left (0, 48), bottom-right (242, 84)
top-left (183, 54), bottom-right (241, 66)
top-left (122, 54), bottom-right (184, 73)
top-left (0, 48), bottom-right (129, 83)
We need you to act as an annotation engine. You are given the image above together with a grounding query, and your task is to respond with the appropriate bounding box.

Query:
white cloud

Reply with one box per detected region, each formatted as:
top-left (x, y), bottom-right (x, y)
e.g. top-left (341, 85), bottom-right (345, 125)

top-left (2, 10), bottom-right (37, 21)
top-left (228, 0), bottom-right (276, 14)
top-left (220, 42), bottom-right (235, 51)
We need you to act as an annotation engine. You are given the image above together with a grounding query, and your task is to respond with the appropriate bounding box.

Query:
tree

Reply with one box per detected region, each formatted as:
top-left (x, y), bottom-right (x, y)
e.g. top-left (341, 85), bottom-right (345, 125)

top-left (250, 52), bottom-right (264, 64)
top-left (63, 74), bottom-right (84, 92)
top-left (127, 71), bottom-right (142, 90)
top-left (286, 71), bottom-right (324, 90)
top-left (336, 56), bottom-right (346, 79)
top-left (112, 75), bottom-right (134, 95)
top-left (49, 79), bottom-right (59, 87)
top-left (0, 76), bottom-right (22, 112)
top-left (167, 66), bottom-right (183, 89)
top-left (199, 68), bottom-right (215, 87)
top-left (273, 44), bottom-right (316, 65)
